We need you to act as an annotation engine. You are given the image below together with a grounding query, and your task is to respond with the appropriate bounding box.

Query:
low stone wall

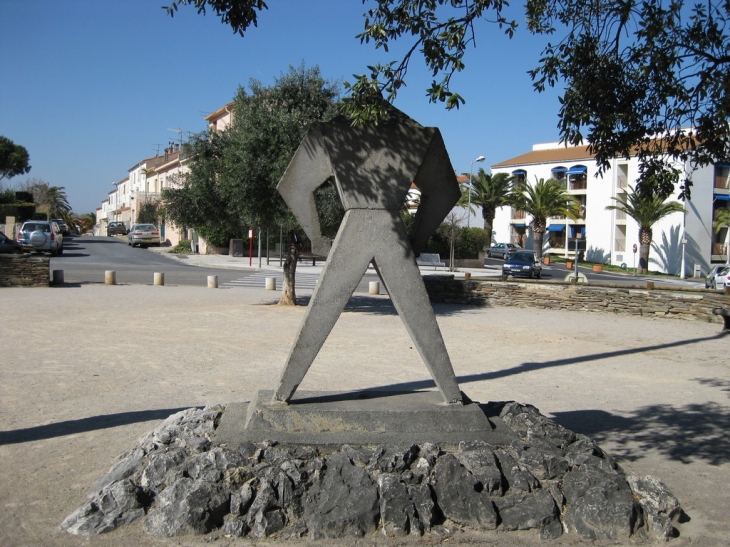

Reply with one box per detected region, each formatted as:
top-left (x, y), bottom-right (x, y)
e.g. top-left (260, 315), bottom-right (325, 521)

top-left (424, 276), bottom-right (729, 323)
top-left (0, 254), bottom-right (50, 287)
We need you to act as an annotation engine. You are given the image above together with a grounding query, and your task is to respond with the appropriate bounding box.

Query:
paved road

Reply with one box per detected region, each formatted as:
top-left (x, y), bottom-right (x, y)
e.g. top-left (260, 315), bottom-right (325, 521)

top-left (481, 256), bottom-right (706, 288)
top-left (50, 236), bottom-right (380, 292)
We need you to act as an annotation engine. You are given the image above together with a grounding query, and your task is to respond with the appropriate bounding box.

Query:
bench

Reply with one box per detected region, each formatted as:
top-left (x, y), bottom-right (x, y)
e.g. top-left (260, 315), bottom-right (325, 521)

top-left (712, 307), bottom-right (730, 331)
top-left (297, 253), bottom-right (326, 266)
top-left (416, 253), bottom-right (446, 270)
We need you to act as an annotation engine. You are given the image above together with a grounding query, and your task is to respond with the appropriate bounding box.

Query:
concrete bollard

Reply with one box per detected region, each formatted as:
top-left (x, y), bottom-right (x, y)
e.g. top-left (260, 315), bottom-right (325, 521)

top-left (154, 272), bottom-right (165, 286)
top-left (464, 272), bottom-right (471, 280)
top-left (207, 275), bottom-right (218, 289)
top-left (105, 270), bottom-right (116, 285)
top-left (369, 281), bottom-right (380, 295)
top-left (646, 281), bottom-right (655, 290)
top-left (52, 270), bottom-right (64, 285)
top-left (265, 277), bottom-right (277, 290)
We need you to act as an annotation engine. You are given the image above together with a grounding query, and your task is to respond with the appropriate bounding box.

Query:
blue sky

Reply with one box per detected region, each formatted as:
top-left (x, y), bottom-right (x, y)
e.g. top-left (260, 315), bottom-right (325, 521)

top-left (0, 0), bottom-right (564, 215)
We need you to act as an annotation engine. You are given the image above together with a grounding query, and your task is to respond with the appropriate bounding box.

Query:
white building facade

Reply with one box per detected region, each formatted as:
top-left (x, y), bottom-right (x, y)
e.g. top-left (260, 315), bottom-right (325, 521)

top-left (490, 141), bottom-right (730, 276)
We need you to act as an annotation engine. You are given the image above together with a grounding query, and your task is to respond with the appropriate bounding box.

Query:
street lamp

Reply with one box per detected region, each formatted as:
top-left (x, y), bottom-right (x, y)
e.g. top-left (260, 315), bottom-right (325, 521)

top-left (468, 155), bottom-right (486, 228)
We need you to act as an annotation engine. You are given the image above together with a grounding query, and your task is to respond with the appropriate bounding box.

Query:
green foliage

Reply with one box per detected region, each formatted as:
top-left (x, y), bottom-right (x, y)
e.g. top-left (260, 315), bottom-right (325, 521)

top-left (170, 239), bottom-right (192, 254)
top-left (459, 169), bottom-right (513, 243)
top-left (314, 179), bottom-right (345, 239)
top-left (137, 199), bottom-right (161, 224)
top-left (162, 63), bottom-right (341, 247)
top-left (714, 208), bottom-right (730, 234)
top-left (606, 187), bottom-right (685, 233)
top-left (424, 225), bottom-right (488, 259)
top-left (526, 0), bottom-right (730, 199)
top-left (0, 136), bottom-right (31, 181)
top-left (166, 0), bottom-right (730, 199)
top-left (509, 177), bottom-right (581, 257)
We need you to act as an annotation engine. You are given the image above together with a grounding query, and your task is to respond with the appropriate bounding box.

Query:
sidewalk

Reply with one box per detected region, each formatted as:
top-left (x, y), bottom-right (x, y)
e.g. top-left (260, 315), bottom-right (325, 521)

top-left (148, 245), bottom-right (501, 279)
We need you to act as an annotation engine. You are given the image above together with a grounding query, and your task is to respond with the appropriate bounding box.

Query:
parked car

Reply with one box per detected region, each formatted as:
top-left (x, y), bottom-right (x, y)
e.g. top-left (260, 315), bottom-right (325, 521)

top-left (487, 243), bottom-right (521, 259)
top-left (107, 222), bottom-right (128, 236)
top-left (705, 265), bottom-right (728, 289)
top-left (51, 218), bottom-right (70, 236)
top-left (712, 266), bottom-right (730, 291)
top-left (16, 220), bottom-right (64, 256)
top-left (503, 250), bottom-right (542, 279)
top-left (127, 224), bottom-right (161, 248)
top-left (0, 232), bottom-right (23, 254)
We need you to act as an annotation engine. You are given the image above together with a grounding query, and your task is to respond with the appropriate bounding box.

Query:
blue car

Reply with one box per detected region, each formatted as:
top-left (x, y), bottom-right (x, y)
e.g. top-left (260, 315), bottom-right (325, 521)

top-left (503, 250), bottom-right (542, 279)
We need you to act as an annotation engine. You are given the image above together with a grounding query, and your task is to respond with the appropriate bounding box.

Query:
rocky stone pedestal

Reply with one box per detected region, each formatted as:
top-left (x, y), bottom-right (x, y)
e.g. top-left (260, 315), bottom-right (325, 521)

top-left (60, 398), bottom-right (683, 543)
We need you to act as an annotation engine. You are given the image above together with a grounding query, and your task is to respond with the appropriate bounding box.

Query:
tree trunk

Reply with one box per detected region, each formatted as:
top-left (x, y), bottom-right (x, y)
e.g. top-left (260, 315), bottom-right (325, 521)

top-left (638, 227), bottom-right (652, 275)
top-left (482, 207), bottom-right (495, 247)
top-left (278, 230), bottom-right (300, 306)
top-left (533, 229), bottom-right (545, 259)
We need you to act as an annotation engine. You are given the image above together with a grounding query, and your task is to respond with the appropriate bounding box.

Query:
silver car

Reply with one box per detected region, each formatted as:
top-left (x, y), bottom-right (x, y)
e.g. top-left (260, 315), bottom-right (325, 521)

top-left (487, 243), bottom-right (521, 259)
top-left (127, 224), bottom-right (161, 248)
top-left (16, 220), bottom-right (64, 256)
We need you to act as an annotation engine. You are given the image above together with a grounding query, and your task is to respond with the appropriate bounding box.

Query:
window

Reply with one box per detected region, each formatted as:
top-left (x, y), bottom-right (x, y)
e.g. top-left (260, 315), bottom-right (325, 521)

top-left (568, 165), bottom-right (587, 190)
top-left (551, 166), bottom-right (567, 181)
top-left (714, 164), bottom-right (730, 190)
top-left (512, 169), bottom-right (527, 186)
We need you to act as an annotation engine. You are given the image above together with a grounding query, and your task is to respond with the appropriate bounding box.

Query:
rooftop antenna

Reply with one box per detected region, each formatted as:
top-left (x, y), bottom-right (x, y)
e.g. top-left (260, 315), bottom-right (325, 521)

top-left (152, 144), bottom-right (162, 156)
top-left (167, 128), bottom-right (190, 147)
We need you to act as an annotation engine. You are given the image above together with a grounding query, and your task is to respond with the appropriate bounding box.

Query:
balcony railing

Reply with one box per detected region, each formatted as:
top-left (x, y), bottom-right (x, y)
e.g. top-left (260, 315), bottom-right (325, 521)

top-left (511, 210), bottom-right (526, 220)
top-left (614, 239), bottom-right (626, 252)
top-left (569, 179), bottom-right (587, 191)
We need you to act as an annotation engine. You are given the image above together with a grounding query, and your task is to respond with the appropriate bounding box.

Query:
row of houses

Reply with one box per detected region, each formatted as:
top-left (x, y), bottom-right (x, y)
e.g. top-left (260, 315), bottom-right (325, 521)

top-left (96, 102), bottom-right (728, 276)
top-left (95, 103), bottom-right (234, 249)
top-left (471, 140), bottom-right (730, 277)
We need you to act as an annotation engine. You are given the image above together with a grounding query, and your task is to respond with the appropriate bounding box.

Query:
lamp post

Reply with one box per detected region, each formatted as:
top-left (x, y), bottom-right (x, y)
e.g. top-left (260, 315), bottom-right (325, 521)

top-left (468, 155), bottom-right (486, 228)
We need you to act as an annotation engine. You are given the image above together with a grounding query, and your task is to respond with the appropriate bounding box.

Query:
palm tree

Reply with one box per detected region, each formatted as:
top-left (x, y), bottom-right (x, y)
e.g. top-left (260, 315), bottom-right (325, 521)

top-left (606, 187), bottom-right (685, 274)
top-left (713, 207), bottom-right (730, 265)
top-left (508, 177), bottom-right (582, 258)
top-left (459, 169), bottom-right (513, 245)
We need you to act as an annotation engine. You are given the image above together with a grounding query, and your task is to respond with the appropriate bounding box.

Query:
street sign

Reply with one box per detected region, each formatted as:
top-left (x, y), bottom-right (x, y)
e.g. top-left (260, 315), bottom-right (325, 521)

top-left (632, 244), bottom-right (637, 253)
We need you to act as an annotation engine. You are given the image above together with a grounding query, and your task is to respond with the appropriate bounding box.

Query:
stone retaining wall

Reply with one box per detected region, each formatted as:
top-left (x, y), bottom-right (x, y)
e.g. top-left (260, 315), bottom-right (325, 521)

top-left (0, 254), bottom-right (50, 287)
top-left (424, 276), bottom-right (729, 323)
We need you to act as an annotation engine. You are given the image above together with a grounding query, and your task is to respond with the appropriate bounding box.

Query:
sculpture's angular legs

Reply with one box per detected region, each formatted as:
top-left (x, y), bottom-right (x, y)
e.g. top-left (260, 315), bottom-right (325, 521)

top-left (272, 209), bottom-right (462, 405)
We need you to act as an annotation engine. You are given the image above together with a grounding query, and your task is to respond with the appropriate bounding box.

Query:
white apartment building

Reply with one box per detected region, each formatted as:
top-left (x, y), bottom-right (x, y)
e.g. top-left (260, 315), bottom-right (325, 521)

top-left (490, 141), bottom-right (730, 276)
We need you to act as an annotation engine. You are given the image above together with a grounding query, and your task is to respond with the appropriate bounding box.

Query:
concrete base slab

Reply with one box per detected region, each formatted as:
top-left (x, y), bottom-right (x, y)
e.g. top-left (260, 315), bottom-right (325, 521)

top-left (214, 390), bottom-right (520, 446)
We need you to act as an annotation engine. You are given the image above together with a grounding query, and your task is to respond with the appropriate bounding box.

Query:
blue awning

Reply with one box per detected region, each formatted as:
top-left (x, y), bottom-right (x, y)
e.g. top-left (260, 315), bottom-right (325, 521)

top-left (548, 224), bottom-right (566, 232)
top-left (512, 169), bottom-right (527, 176)
top-left (715, 163), bottom-right (730, 168)
top-left (512, 223), bottom-right (526, 227)
top-left (551, 167), bottom-right (567, 173)
top-left (567, 166), bottom-right (587, 174)
top-left (715, 194), bottom-right (730, 201)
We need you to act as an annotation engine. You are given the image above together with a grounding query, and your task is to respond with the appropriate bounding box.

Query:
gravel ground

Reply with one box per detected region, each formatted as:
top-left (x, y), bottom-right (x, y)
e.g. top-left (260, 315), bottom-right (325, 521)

top-left (0, 283), bottom-right (728, 547)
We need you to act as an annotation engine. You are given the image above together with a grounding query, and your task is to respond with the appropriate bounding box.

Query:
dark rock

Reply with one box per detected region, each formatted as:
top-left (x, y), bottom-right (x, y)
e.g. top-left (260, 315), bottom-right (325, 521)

top-left (369, 444), bottom-right (419, 473)
top-left (236, 440), bottom-right (257, 459)
top-left (408, 483), bottom-right (435, 532)
top-left (251, 509), bottom-right (286, 538)
top-left (627, 473), bottom-right (681, 541)
top-left (141, 448), bottom-right (188, 489)
top-left (305, 451), bottom-right (379, 539)
top-left (430, 453), bottom-right (497, 530)
top-left (494, 449), bottom-right (539, 493)
top-left (221, 514), bottom-right (248, 537)
top-left (230, 483), bottom-right (255, 516)
top-left (494, 489), bottom-right (559, 533)
top-left (60, 479), bottom-right (145, 535)
top-left (187, 436), bottom-right (211, 453)
top-left (143, 477), bottom-right (229, 536)
top-left (500, 402), bottom-right (576, 448)
top-left (96, 448), bottom-right (146, 490)
top-left (455, 441), bottom-right (503, 495)
top-left (514, 444), bottom-right (569, 481)
top-left (341, 444), bottom-right (374, 467)
top-left (377, 473), bottom-right (420, 536)
top-left (562, 466), bottom-right (640, 541)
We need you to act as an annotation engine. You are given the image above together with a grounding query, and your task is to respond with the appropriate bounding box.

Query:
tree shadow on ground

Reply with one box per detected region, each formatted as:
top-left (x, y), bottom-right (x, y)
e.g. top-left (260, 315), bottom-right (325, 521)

top-left (550, 402), bottom-right (730, 466)
top-left (0, 407), bottom-right (193, 445)
top-left (692, 377), bottom-right (730, 398)
top-left (260, 295), bottom-right (469, 317)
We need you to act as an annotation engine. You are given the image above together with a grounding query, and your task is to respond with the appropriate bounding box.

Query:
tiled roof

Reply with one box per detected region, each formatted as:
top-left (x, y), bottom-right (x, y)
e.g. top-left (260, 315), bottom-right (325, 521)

top-left (492, 145), bottom-right (595, 169)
